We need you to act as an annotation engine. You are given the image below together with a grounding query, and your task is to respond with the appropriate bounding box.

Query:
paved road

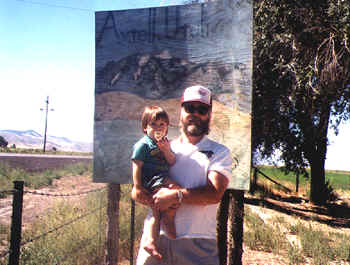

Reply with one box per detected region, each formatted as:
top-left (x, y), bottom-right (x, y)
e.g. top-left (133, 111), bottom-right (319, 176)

top-left (0, 153), bottom-right (92, 171)
top-left (0, 153), bottom-right (92, 159)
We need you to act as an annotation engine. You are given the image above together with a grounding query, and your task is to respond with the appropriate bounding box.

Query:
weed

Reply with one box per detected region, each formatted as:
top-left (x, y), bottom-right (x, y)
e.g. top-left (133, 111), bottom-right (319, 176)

top-left (244, 207), bottom-right (288, 254)
top-left (19, 189), bottom-right (107, 265)
top-left (0, 184), bottom-right (147, 265)
top-left (287, 243), bottom-right (305, 265)
top-left (271, 215), bottom-right (286, 225)
top-left (286, 221), bottom-right (350, 264)
top-left (0, 224), bottom-right (9, 235)
top-left (329, 232), bottom-right (350, 262)
top-left (0, 147), bottom-right (92, 157)
top-left (0, 162), bottom-right (92, 191)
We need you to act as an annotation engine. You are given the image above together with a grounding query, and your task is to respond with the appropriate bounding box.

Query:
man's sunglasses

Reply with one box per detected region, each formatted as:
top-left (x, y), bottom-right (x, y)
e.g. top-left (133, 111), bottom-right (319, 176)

top-left (183, 103), bottom-right (210, 115)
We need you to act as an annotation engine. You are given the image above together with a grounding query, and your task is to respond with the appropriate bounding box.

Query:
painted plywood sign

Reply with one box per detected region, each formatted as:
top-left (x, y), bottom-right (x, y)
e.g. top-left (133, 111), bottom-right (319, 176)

top-left (94, 0), bottom-right (252, 190)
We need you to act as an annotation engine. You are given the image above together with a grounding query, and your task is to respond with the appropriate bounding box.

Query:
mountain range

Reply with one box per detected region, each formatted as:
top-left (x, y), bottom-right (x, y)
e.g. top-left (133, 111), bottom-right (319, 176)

top-left (0, 130), bottom-right (92, 153)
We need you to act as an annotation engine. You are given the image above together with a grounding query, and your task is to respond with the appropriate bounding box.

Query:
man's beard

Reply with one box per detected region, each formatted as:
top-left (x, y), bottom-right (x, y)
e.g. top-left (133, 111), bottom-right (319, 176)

top-left (181, 115), bottom-right (210, 137)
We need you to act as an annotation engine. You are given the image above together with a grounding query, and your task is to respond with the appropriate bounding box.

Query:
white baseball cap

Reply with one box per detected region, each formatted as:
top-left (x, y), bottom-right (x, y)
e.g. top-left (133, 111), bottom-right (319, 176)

top-left (181, 85), bottom-right (212, 106)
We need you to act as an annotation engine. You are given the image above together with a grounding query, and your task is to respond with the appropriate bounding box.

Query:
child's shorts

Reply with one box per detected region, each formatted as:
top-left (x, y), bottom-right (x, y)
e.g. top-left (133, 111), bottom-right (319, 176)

top-left (143, 172), bottom-right (169, 192)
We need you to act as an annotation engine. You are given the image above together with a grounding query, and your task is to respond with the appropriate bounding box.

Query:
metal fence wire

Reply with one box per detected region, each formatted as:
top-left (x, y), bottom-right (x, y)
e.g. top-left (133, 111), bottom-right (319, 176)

top-left (0, 181), bottom-right (108, 265)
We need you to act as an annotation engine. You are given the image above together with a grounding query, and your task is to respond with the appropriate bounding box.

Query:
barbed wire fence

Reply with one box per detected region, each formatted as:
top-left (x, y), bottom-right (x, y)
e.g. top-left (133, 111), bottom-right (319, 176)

top-left (0, 181), bottom-right (111, 265)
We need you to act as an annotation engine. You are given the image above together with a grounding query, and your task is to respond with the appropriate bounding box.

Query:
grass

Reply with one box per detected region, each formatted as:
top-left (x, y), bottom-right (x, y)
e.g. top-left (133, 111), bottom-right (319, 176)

top-left (0, 147), bottom-right (92, 156)
top-left (255, 166), bottom-right (350, 196)
top-left (288, 221), bottom-right (349, 265)
top-left (244, 207), bottom-right (289, 254)
top-left (0, 183), bottom-right (148, 265)
top-left (1, 164), bottom-right (349, 264)
top-left (244, 207), bottom-right (350, 265)
top-left (0, 161), bottom-right (92, 194)
top-left (19, 190), bottom-right (108, 265)
top-left (248, 166), bottom-right (350, 264)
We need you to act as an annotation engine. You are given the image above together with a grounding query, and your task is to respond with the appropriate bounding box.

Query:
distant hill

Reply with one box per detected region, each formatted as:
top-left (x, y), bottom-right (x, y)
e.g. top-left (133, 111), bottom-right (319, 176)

top-left (0, 130), bottom-right (92, 153)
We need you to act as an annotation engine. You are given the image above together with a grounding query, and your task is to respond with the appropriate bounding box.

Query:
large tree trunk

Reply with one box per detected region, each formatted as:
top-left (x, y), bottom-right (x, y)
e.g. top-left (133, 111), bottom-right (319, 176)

top-left (309, 106), bottom-right (330, 205)
top-left (309, 155), bottom-right (326, 205)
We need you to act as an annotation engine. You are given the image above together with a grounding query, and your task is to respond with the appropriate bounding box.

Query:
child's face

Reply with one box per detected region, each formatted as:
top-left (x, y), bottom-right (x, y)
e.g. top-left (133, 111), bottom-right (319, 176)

top-left (146, 118), bottom-right (168, 142)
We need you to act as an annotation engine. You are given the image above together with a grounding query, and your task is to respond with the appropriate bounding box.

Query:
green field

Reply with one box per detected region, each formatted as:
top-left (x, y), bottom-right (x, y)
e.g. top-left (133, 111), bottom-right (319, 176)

top-left (254, 166), bottom-right (350, 194)
top-left (0, 147), bottom-right (92, 156)
top-left (0, 161), bottom-right (93, 194)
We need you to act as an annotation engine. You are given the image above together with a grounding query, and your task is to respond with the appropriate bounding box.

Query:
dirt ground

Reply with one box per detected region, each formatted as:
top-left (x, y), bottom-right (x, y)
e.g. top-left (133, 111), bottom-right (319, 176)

top-left (1, 175), bottom-right (350, 265)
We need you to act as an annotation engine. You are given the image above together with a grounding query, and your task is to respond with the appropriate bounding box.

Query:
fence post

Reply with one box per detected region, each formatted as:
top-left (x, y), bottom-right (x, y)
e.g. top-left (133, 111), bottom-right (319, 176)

top-left (296, 174), bottom-right (299, 193)
top-left (217, 190), bottom-right (229, 265)
top-left (106, 183), bottom-right (120, 265)
top-left (9, 181), bottom-right (24, 265)
top-left (227, 190), bottom-right (244, 265)
top-left (250, 167), bottom-right (258, 194)
top-left (130, 199), bottom-right (135, 265)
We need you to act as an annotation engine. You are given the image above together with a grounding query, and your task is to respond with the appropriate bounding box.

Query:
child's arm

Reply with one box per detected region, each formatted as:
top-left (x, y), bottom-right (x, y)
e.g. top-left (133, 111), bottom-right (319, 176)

top-left (131, 159), bottom-right (152, 206)
top-left (157, 138), bottom-right (176, 166)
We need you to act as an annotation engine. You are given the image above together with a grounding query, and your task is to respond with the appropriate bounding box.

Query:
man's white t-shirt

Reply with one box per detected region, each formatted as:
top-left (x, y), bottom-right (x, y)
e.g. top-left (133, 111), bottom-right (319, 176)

top-left (164, 136), bottom-right (233, 239)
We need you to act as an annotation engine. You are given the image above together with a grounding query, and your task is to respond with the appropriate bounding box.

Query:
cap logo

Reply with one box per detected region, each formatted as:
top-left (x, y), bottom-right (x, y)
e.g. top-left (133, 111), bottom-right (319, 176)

top-left (199, 90), bottom-right (206, 96)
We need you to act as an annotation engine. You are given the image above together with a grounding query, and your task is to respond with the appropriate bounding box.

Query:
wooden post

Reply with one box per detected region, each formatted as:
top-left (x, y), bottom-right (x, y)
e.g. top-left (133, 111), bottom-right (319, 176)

top-left (296, 174), bottom-right (299, 193)
top-left (9, 181), bottom-right (24, 265)
top-left (227, 190), bottom-right (244, 265)
top-left (217, 190), bottom-right (230, 265)
top-left (218, 189), bottom-right (244, 265)
top-left (250, 167), bottom-right (258, 194)
top-left (106, 183), bottom-right (121, 265)
top-left (130, 199), bottom-right (135, 265)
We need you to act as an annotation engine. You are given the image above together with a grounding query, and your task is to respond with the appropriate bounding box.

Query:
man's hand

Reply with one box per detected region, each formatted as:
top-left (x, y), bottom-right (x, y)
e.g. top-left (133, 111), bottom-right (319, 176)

top-left (152, 187), bottom-right (180, 211)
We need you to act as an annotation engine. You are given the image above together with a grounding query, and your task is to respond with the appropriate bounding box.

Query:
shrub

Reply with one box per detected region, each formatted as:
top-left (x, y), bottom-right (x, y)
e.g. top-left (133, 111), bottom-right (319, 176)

top-left (0, 184), bottom-right (147, 265)
top-left (244, 207), bottom-right (288, 254)
top-left (0, 162), bottom-right (93, 192)
top-left (0, 136), bottom-right (8, 148)
top-left (20, 191), bottom-right (107, 265)
top-left (287, 243), bottom-right (305, 265)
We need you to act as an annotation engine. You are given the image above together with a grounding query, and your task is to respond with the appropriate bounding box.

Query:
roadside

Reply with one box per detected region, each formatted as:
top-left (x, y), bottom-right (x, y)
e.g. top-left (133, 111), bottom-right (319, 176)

top-left (0, 152), bottom-right (92, 172)
top-left (1, 175), bottom-right (350, 264)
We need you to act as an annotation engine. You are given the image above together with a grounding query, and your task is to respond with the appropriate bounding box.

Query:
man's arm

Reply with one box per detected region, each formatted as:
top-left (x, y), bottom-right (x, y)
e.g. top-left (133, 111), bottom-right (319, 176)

top-left (153, 170), bottom-right (229, 211)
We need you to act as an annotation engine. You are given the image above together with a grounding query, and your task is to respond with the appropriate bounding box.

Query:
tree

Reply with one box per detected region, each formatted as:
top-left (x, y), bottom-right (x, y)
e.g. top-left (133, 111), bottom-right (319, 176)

top-left (253, 0), bottom-right (350, 204)
top-left (0, 136), bottom-right (8, 148)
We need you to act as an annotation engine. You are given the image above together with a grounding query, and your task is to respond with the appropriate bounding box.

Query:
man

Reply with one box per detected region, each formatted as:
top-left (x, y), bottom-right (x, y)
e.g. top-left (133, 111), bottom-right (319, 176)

top-left (132, 85), bottom-right (233, 265)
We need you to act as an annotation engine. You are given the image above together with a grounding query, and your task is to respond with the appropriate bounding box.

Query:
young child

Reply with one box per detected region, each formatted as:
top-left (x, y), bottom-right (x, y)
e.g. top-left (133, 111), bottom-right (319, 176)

top-left (131, 106), bottom-right (181, 260)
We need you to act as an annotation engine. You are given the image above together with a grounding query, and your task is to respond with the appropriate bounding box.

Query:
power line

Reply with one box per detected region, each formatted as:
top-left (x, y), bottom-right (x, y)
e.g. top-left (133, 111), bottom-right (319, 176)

top-left (15, 0), bottom-right (93, 12)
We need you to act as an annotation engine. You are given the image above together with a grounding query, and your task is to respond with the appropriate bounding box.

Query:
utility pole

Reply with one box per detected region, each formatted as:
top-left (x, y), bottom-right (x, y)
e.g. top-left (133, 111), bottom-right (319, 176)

top-left (40, 96), bottom-right (54, 152)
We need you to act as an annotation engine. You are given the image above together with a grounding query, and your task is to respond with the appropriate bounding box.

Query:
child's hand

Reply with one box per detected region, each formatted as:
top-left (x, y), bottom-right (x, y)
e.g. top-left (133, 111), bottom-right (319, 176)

top-left (131, 185), bottom-right (152, 206)
top-left (157, 137), bottom-right (176, 166)
top-left (157, 137), bottom-right (171, 153)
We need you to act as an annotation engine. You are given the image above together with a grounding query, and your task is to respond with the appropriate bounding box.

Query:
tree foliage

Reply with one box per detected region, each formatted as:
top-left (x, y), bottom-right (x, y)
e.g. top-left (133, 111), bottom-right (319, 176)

top-left (0, 136), bottom-right (8, 148)
top-left (253, 0), bottom-right (350, 204)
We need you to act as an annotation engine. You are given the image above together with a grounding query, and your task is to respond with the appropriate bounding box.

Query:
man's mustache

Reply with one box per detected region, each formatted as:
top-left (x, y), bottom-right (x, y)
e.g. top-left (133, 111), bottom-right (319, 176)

top-left (187, 115), bottom-right (201, 124)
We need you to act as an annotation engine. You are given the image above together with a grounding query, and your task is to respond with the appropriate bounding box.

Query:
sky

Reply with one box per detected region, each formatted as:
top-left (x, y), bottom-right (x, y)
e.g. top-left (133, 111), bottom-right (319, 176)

top-left (0, 0), bottom-right (183, 143)
top-left (0, 0), bottom-right (349, 171)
